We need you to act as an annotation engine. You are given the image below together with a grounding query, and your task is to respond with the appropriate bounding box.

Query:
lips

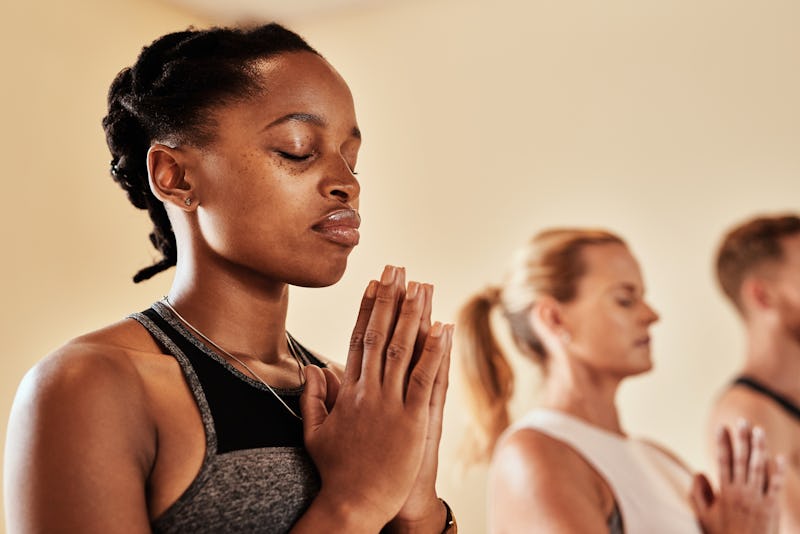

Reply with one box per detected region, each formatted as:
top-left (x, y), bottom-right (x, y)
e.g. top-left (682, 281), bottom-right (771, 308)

top-left (634, 336), bottom-right (651, 347)
top-left (311, 208), bottom-right (361, 247)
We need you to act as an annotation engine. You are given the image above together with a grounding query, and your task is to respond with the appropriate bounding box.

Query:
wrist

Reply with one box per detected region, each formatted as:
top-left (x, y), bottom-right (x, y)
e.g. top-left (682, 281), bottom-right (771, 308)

top-left (295, 489), bottom-right (388, 534)
top-left (384, 497), bottom-right (450, 534)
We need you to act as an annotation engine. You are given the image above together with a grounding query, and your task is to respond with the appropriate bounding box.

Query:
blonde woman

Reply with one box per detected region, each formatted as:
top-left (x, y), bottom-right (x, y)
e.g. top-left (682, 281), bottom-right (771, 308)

top-left (458, 228), bottom-right (784, 533)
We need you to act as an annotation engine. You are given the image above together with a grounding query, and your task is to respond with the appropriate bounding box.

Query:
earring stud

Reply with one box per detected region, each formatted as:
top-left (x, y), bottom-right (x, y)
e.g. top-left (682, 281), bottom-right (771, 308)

top-left (184, 197), bottom-right (193, 207)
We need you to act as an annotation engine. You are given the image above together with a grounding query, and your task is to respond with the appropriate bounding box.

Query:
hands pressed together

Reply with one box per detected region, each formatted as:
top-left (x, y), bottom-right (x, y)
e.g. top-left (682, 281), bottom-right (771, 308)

top-left (692, 420), bottom-right (786, 534)
top-left (296, 265), bottom-right (454, 533)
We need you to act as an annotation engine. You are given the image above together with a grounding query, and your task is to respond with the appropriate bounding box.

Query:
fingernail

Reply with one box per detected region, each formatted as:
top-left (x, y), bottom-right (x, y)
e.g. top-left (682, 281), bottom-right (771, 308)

top-left (430, 321), bottom-right (444, 338)
top-left (381, 265), bottom-right (396, 284)
top-left (753, 426), bottom-right (765, 441)
top-left (736, 418), bottom-right (749, 430)
top-left (366, 280), bottom-right (378, 298)
top-left (776, 454), bottom-right (787, 469)
top-left (407, 281), bottom-right (420, 300)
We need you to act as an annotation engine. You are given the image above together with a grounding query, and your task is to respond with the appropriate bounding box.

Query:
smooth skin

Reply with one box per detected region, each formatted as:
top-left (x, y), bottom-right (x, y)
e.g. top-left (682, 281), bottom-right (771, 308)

top-left (489, 243), bottom-right (784, 533)
top-left (708, 232), bottom-right (800, 533)
top-left (4, 51), bottom-right (451, 533)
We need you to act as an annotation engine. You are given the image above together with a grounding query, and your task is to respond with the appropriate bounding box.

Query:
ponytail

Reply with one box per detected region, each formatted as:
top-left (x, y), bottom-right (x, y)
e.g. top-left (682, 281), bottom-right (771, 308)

top-left (457, 286), bottom-right (514, 463)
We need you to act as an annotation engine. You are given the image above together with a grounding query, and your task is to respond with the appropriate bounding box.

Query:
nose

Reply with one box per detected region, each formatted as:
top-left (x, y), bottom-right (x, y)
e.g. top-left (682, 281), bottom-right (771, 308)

top-left (320, 156), bottom-right (360, 205)
top-left (642, 301), bottom-right (660, 325)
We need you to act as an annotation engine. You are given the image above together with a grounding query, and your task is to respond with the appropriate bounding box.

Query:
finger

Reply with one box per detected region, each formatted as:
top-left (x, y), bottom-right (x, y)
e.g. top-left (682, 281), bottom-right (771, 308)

top-left (717, 425), bottom-right (734, 487)
top-left (383, 281), bottom-right (425, 397)
top-left (343, 280), bottom-right (378, 385)
top-left (405, 322), bottom-right (449, 411)
top-left (361, 266), bottom-right (403, 385)
top-left (426, 325), bottom-right (453, 444)
top-left (412, 284), bottom-right (434, 365)
top-left (732, 418), bottom-right (752, 485)
top-left (321, 367), bottom-right (341, 413)
top-left (766, 455), bottom-right (786, 499)
top-left (300, 365), bottom-right (329, 437)
top-left (747, 425), bottom-right (767, 490)
top-left (689, 473), bottom-right (714, 519)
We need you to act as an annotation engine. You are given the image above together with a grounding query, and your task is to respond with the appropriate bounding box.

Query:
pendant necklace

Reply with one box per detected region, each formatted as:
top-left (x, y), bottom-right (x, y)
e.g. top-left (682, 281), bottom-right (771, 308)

top-left (161, 296), bottom-right (304, 420)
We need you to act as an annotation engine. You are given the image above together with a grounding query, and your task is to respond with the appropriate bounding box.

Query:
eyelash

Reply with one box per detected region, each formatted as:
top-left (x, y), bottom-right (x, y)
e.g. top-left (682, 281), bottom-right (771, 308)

top-left (277, 151), bottom-right (359, 175)
top-left (278, 151), bottom-right (312, 162)
top-left (617, 298), bottom-right (634, 308)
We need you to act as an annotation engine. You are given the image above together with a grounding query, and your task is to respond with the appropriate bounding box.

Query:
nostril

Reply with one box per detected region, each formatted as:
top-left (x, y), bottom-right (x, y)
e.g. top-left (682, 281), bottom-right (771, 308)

top-left (329, 188), bottom-right (349, 202)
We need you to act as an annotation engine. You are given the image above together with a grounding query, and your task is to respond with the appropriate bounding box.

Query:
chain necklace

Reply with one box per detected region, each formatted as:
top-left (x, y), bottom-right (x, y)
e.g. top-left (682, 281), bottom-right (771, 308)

top-left (161, 297), bottom-right (304, 420)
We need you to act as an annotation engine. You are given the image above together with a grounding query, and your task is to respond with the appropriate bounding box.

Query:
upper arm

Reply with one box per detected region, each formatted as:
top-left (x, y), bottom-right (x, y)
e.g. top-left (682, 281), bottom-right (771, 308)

top-left (4, 345), bottom-right (155, 533)
top-left (488, 430), bottom-right (611, 534)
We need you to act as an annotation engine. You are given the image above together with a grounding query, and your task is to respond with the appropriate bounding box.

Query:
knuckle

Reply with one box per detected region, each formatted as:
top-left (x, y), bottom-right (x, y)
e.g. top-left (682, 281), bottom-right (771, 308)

top-left (349, 331), bottom-right (365, 351)
top-left (409, 367), bottom-right (434, 390)
top-left (385, 342), bottom-right (408, 362)
top-left (363, 329), bottom-right (385, 349)
top-left (374, 290), bottom-right (396, 305)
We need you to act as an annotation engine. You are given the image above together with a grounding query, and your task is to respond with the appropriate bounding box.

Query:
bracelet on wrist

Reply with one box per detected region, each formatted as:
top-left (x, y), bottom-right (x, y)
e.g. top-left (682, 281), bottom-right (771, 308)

top-left (439, 498), bottom-right (456, 533)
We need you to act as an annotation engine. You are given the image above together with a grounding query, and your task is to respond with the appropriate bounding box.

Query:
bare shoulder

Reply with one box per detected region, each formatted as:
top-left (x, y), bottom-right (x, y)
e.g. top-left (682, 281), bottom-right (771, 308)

top-left (17, 318), bottom-right (160, 406)
top-left (5, 318), bottom-right (160, 532)
top-left (8, 318), bottom-right (161, 461)
top-left (710, 384), bottom-right (785, 436)
top-left (489, 428), bottom-right (613, 533)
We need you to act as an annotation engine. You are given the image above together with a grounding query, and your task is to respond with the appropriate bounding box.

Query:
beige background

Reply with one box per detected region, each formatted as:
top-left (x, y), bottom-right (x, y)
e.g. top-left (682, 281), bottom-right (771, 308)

top-left (2, 0), bottom-right (799, 532)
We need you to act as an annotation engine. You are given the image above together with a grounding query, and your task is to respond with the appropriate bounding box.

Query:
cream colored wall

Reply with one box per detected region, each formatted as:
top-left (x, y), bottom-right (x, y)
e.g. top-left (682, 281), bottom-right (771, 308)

top-left (2, 0), bottom-right (799, 532)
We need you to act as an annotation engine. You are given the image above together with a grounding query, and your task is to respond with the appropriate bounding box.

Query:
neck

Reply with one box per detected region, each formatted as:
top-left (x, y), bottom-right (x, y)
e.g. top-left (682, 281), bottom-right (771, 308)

top-left (540, 353), bottom-right (624, 435)
top-left (742, 320), bottom-right (800, 400)
top-left (167, 255), bottom-right (290, 365)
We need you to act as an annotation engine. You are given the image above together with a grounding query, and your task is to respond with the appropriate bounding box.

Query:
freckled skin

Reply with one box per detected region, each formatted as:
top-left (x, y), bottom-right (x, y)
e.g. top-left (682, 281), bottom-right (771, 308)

top-left (183, 51), bottom-right (362, 290)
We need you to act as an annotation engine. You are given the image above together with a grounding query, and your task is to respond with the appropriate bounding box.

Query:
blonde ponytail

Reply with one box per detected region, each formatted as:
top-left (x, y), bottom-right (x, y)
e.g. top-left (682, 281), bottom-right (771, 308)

top-left (457, 286), bottom-right (514, 463)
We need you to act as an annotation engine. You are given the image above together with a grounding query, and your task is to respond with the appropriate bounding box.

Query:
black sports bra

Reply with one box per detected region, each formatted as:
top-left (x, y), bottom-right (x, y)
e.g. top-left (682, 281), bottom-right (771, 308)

top-left (734, 375), bottom-right (800, 422)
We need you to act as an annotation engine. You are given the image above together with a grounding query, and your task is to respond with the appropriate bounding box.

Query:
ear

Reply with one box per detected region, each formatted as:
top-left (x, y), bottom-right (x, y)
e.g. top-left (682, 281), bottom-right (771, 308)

top-left (740, 276), bottom-right (773, 312)
top-left (147, 144), bottom-right (197, 211)
top-left (530, 296), bottom-right (570, 343)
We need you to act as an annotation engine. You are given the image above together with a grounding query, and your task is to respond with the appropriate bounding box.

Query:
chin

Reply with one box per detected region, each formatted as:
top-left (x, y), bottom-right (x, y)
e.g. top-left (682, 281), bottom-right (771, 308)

top-left (288, 259), bottom-right (349, 288)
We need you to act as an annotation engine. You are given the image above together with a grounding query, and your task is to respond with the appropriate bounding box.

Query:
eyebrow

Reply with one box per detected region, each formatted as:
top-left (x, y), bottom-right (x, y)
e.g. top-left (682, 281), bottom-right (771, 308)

top-left (611, 283), bottom-right (641, 294)
top-left (266, 112), bottom-right (361, 139)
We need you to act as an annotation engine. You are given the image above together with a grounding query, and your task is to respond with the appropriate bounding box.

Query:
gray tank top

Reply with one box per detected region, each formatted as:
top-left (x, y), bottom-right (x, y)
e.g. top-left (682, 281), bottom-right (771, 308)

top-left (132, 302), bottom-right (324, 533)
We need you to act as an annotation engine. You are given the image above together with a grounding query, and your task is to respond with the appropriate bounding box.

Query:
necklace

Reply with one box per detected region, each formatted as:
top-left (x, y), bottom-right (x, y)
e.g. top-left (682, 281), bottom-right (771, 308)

top-left (161, 297), bottom-right (304, 420)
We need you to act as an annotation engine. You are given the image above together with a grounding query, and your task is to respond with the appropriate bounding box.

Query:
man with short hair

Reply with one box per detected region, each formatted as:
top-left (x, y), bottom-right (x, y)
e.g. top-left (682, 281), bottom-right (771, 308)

top-left (710, 213), bottom-right (800, 532)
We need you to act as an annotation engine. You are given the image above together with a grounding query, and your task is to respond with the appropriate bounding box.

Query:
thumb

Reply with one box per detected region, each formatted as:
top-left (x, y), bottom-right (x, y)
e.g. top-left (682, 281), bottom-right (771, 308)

top-left (300, 365), bottom-right (329, 438)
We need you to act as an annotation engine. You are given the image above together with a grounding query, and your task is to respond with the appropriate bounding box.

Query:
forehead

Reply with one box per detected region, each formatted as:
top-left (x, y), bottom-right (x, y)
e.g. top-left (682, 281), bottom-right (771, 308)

top-left (577, 243), bottom-right (643, 294)
top-left (212, 51), bottom-right (357, 133)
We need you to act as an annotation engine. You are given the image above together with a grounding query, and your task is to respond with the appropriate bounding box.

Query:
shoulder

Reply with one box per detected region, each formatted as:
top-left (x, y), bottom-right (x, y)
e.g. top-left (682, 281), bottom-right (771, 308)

top-left (492, 427), bottom-right (601, 492)
top-left (5, 319), bottom-right (159, 532)
top-left (8, 318), bottom-right (160, 453)
top-left (489, 427), bottom-right (614, 532)
top-left (710, 383), bottom-right (786, 434)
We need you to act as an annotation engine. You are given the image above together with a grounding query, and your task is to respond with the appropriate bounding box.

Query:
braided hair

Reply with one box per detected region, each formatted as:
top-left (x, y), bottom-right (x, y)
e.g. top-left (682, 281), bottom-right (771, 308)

top-left (102, 24), bottom-right (318, 282)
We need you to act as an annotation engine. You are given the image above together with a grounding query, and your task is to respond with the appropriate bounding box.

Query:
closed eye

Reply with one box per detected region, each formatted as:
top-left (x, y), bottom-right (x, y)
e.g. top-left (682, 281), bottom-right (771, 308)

top-left (277, 151), bottom-right (312, 162)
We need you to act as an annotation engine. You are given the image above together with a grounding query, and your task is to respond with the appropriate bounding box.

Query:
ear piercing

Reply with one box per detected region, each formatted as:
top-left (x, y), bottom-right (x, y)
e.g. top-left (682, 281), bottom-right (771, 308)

top-left (184, 197), bottom-right (193, 207)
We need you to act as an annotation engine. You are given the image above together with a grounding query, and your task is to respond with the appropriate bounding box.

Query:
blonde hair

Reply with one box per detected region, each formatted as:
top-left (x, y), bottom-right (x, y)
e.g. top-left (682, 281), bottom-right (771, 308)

top-left (457, 228), bottom-right (625, 463)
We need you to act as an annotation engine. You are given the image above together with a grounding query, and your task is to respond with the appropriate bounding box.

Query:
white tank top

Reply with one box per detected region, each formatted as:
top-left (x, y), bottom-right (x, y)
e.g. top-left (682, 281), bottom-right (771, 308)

top-left (507, 409), bottom-right (701, 533)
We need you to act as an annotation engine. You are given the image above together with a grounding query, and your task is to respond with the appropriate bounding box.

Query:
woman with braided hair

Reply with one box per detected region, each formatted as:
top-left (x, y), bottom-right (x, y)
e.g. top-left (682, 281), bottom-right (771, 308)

top-left (5, 24), bottom-right (455, 533)
top-left (458, 228), bottom-right (785, 533)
